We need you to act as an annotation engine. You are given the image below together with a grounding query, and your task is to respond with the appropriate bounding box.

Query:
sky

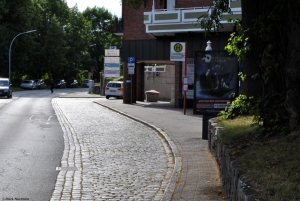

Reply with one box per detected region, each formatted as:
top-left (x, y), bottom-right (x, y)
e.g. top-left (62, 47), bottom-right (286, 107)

top-left (65, 0), bottom-right (122, 17)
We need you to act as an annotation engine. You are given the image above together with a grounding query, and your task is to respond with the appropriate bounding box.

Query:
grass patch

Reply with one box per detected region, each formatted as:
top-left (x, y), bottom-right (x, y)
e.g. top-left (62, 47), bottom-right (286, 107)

top-left (243, 132), bottom-right (300, 201)
top-left (12, 87), bottom-right (24, 91)
top-left (216, 116), bottom-right (300, 201)
top-left (216, 115), bottom-right (256, 144)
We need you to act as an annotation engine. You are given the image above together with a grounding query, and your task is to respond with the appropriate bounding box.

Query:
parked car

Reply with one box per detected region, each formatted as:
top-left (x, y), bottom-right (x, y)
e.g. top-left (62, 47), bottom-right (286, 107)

top-left (0, 78), bottom-right (12, 99)
top-left (82, 79), bottom-right (89, 88)
top-left (54, 79), bottom-right (66, 88)
top-left (35, 79), bottom-right (45, 89)
top-left (105, 81), bottom-right (123, 99)
top-left (66, 79), bottom-right (78, 88)
top-left (20, 80), bottom-right (36, 90)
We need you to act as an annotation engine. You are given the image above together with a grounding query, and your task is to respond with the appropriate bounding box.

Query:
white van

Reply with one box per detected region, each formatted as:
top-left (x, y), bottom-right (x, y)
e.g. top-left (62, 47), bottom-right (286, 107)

top-left (0, 78), bottom-right (12, 98)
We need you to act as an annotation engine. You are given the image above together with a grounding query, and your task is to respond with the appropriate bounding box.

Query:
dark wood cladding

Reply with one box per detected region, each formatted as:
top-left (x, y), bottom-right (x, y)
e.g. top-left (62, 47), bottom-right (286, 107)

top-left (121, 32), bottom-right (231, 62)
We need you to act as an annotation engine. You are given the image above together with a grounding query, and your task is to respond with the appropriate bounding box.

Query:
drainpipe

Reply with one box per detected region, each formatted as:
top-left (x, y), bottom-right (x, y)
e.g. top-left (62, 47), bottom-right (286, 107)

top-left (152, 0), bottom-right (155, 11)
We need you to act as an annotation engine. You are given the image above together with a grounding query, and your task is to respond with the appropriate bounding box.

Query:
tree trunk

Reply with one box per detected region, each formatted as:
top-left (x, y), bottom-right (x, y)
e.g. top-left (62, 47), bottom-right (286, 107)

top-left (240, 0), bottom-right (263, 98)
top-left (284, 0), bottom-right (300, 130)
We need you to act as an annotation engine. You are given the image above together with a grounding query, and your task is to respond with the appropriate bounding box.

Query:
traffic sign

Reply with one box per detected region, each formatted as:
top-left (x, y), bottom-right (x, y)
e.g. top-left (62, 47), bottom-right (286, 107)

top-left (183, 84), bottom-right (188, 91)
top-left (104, 63), bottom-right (120, 68)
top-left (170, 42), bottom-right (186, 61)
top-left (104, 57), bottom-right (120, 63)
top-left (109, 46), bottom-right (117, 49)
top-left (128, 67), bottom-right (135, 74)
top-left (105, 49), bottom-right (120, 56)
top-left (128, 63), bottom-right (135, 68)
top-left (128, 57), bottom-right (135, 64)
top-left (104, 69), bottom-right (120, 77)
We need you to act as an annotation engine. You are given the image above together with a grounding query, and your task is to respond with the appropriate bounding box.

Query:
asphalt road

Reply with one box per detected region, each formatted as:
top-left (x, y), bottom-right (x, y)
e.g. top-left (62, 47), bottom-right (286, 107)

top-left (0, 88), bottom-right (86, 201)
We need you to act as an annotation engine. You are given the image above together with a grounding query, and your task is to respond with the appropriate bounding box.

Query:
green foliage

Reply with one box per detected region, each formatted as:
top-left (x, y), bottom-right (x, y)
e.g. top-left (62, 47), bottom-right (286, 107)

top-left (218, 94), bottom-right (254, 119)
top-left (41, 73), bottom-right (50, 85)
top-left (0, 0), bottom-right (122, 84)
top-left (197, 0), bottom-right (232, 34)
top-left (40, 14), bottom-right (68, 79)
top-left (117, 76), bottom-right (123, 81)
top-left (77, 70), bottom-right (89, 84)
top-left (218, 93), bottom-right (288, 137)
top-left (82, 7), bottom-right (123, 81)
top-left (238, 72), bottom-right (247, 82)
top-left (21, 75), bottom-right (29, 81)
top-left (225, 20), bottom-right (251, 61)
top-left (216, 115), bottom-right (256, 144)
top-left (41, 73), bottom-right (49, 81)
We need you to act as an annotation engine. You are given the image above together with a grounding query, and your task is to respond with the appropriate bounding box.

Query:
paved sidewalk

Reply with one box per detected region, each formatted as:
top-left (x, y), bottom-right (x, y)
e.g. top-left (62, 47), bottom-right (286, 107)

top-left (59, 92), bottom-right (225, 200)
top-left (51, 98), bottom-right (174, 200)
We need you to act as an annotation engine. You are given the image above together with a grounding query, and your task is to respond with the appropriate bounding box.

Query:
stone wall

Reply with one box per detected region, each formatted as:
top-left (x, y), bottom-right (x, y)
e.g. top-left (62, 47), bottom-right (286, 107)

top-left (208, 118), bottom-right (261, 201)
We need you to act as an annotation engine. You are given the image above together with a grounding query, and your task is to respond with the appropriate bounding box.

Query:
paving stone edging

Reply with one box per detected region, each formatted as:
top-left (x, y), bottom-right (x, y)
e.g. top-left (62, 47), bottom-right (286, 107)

top-left (208, 118), bottom-right (261, 201)
top-left (94, 102), bottom-right (182, 201)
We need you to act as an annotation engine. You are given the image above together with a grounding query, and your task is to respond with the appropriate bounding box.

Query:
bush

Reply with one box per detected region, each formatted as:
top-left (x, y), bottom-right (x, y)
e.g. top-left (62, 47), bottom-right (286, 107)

top-left (218, 94), bottom-right (254, 119)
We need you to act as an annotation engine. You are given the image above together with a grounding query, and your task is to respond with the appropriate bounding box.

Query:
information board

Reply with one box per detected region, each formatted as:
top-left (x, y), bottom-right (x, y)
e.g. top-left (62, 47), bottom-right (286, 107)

top-left (194, 51), bottom-right (238, 115)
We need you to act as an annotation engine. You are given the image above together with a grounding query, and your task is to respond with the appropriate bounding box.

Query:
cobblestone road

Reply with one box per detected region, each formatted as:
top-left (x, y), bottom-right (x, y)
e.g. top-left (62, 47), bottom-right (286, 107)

top-left (51, 98), bottom-right (174, 201)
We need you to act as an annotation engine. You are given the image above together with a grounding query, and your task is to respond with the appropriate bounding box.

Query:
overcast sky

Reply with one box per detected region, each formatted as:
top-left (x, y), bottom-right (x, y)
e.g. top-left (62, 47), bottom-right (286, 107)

top-left (65, 0), bottom-right (122, 17)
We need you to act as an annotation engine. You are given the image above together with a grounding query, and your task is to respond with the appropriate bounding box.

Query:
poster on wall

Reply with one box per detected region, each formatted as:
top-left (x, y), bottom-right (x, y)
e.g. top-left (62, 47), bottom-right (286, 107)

top-left (182, 58), bottom-right (194, 99)
top-left (194, 51), bottom-right (238, 115)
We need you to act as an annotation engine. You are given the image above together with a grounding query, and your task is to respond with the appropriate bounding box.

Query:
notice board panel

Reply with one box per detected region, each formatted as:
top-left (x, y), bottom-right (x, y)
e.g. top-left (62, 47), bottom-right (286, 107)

top-left (194, 51), bottom-right (238, 115)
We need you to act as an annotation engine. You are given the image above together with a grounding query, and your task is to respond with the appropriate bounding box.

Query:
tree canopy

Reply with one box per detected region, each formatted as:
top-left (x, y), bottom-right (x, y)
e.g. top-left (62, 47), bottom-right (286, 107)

top-left (0, 0), bottom-right (123, 84)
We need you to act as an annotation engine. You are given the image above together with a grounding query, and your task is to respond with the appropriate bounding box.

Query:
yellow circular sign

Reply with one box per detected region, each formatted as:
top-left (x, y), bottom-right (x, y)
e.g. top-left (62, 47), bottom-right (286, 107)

top-left (173, 43), bottom-right (183, 52)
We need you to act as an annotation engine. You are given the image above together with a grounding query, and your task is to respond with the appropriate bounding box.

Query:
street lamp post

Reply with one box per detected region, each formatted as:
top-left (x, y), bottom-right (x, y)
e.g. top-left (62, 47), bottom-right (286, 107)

top-left (8, 30), bottom-right (37, 82)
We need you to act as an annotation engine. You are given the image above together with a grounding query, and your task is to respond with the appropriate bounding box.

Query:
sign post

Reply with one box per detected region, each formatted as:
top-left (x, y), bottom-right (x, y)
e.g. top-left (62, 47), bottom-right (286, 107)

top-left (184, 42), bottom-right (188, 115)
top-left (170, 42), bottom-right (187, 114)
top-left (128, 57), bottom-right (135, 104)
top-left (104, 47), bottom-right (120, 77)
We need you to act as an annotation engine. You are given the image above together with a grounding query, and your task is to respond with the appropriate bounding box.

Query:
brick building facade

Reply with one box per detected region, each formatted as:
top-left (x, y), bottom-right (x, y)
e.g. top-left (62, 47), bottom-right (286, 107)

top-left (120, 0), bottom-right (240, 106)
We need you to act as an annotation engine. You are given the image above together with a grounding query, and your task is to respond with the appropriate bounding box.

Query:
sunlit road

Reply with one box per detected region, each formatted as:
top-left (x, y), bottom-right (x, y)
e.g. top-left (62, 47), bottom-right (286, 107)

top-left (0, 88), bottom-right (87, 201)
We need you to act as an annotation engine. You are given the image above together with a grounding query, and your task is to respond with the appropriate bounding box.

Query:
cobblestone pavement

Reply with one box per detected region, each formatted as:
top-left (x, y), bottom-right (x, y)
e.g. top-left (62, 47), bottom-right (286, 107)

top-left (51, 98), bottom-right (175, 201)
top-left (93, 98), bottom-right (225, 201)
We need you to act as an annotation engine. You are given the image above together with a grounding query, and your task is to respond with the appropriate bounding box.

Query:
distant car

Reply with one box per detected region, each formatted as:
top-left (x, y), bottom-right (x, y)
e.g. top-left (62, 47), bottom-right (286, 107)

top-left (54, 79), bottom-right (66, 88)
top-left (20, 80), bottom-right (36, 90)
top-left (66, 79), bottom-right (78, 88)
top-left (82, 79), bottom-right (89, 88)
top-left (35, 79), bottom-right (45, 89)
top-left (0, 78), bottom-right (12, 99)
top-left (105, 81), bottom-right (123, 99)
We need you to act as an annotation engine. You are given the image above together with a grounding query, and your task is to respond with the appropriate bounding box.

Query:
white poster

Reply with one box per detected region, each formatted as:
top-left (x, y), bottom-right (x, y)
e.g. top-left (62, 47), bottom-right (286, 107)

top-left (104, 57), bottom-right (120, 63)
top-left (104, 69), bottom-right (120, 77)
top-left (182, 58), bottom-right (195, 99)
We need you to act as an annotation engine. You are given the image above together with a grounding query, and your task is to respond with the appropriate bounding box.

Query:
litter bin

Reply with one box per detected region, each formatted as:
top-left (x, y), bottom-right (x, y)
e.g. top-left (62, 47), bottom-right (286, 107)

top-left (178, 97), bottom-right (183, 108)
top-left (88, 80), bottom-right (94, 93)
top-left (145, 90), bottom-right (160, 102)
